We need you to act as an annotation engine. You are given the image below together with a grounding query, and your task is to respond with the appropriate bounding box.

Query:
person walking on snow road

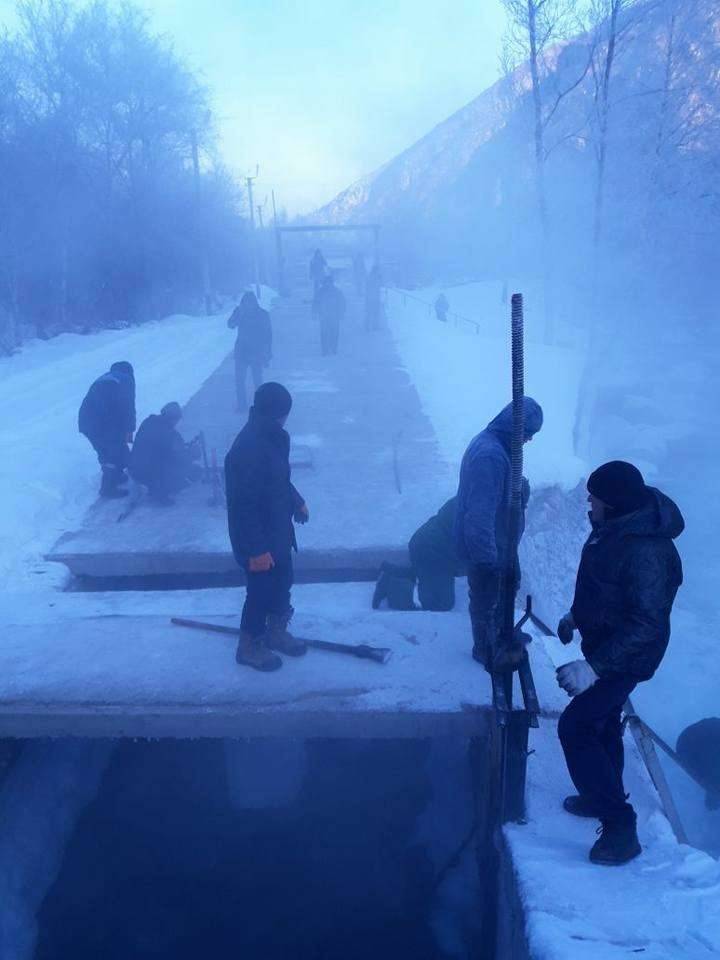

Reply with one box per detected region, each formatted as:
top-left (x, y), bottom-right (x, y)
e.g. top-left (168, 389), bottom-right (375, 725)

top-left (228, 291), bottom-right (272, 412)
top-left (455, 398), bottom-right (543, 670)
top-left (364, 262), bottom-right (382, 331)
top-left (556, 460), bottom-right (684, 866)
top-left (315, 273), bottom-right (346, 356)
top-left (225, 382), bottom-right (310, 672)
top-left (309, 248), bottom-right (327, 297)
top-left (434, 293), bottom-right (449, 323)
top-left (78, 360), bottom-right (136, 499)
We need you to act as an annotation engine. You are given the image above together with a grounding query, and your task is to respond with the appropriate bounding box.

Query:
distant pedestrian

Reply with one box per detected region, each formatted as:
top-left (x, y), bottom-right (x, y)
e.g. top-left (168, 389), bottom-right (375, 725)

top-left (455, 398), bottom-right (543, 669)
top-left (309, 248), bottom-right (327, 297)
top-left (352, 252), bottom-right (366, 296)
top-left (225, 382), bottom-right (310, 672)
top-left (365, 262), bottom-right (382, 331)
top-left (315, 273), bottom-right (346, 356)
top-left (556, 461), bottom-right (684, 865)
top-left (434, 293), bottom-right (449, 323)
top-left (78, 361), bottom-right (136, 499)
top-left (228, 292), bottom-right (272, 412)
top-left (129, 402), bottom-right (201, 506)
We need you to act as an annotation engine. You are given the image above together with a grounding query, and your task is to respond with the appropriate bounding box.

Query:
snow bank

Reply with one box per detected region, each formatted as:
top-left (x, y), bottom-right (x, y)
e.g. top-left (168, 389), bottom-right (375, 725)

top-left (386, 283), bottom-right (587, 490)
top-left (0, 291), bottom-right (273, 591)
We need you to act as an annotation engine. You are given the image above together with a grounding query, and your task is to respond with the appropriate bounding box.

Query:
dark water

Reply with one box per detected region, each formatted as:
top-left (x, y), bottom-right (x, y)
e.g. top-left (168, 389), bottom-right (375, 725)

top-left (35, 739), bottom-right (448, 960)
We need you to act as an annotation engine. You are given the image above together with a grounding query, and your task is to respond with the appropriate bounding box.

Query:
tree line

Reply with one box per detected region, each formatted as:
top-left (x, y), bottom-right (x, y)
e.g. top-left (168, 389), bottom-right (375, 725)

top-left (0, 0), bottom-right (253, 353)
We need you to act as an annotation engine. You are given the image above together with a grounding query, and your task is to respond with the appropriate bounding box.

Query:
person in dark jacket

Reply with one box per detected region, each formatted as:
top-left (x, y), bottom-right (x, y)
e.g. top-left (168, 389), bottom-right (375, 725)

top-left (373, 498), bottom-right (466, 612)
top-left (225, 382), bottom-right (310, 672)
top-left (556, 460), bottom-right (684, 866)
top-left (364, 262), bottom-right (382, 331)
top-left (352, 252), bottom-right (366, 296)
top-left (455, 398), bottom-right (543, 669)
top-left (78, 361), bottom-right (136, 498)
top-left (228, 292), bottom-right (272, 412)
top-left (129, 402), bottom-right (200, 505)
top-left (309, 249), bottom-right (327, 297)
top-left (676, 719), bottom-right (720, 811)
top-left (315, 273), bottom-right (346, 356)
top-left (434, 293), bottom-right (449, 323)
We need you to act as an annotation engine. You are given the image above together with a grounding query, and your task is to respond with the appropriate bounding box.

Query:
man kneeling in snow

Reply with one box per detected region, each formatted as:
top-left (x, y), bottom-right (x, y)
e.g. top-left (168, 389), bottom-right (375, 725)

top-left (556, 461), bottom-right (684, 865)
top-left (129, 402), bottom-right (201, 506)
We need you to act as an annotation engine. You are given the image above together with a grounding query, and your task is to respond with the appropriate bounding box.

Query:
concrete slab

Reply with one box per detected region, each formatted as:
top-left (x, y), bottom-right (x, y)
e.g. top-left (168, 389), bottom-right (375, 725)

top-left (46, 288), bottom-right (454, 582)
top-left (0, 583), bottom-right (567, 739)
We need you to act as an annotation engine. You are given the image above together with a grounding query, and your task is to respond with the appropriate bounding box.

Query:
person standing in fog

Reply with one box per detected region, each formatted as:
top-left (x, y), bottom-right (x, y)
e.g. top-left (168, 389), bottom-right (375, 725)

top-left (315, 273), bottom-right (346, 356)
top-left (225, 382), bottom-right (310, 672)
top-left (309, 248), bottom-right (327, 297)
top-left (455, 398), bottom-right (543, 669)
top-left (434, 292), bottom-right (449, 323)
top-left (228, 292), bottom-right (272, 412)
top-left (364, 262), bottom-right (382, 331)
top-left (78, 360), bottom-right (136, 498)
top-left (352, 251), bottom-right (366, 296)
top-left (556, 461), bottom-right (684, 865)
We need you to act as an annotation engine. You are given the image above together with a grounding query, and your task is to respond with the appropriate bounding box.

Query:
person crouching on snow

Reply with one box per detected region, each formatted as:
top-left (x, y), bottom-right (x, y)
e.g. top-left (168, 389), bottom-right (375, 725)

top-left (225, 382), bottom-right (310, 672)
top-left (556, 460), bottom-right (684, 865)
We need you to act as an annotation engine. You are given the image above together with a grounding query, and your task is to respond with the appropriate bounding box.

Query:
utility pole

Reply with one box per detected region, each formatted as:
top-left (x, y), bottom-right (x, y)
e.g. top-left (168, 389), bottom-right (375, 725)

top-left (245, 171), bottom-right (260, 299)
top-left (191, 129), bottom-right (212, 315)
top-left (272, 189), bottom-right (286, 296)
top-left (256, 202), bottom-right (266, 285)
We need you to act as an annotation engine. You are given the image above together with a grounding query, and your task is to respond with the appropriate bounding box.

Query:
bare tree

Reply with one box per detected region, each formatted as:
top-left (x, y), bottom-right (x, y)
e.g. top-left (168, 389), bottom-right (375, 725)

top-left (501, 0), bottom-right (592, 341)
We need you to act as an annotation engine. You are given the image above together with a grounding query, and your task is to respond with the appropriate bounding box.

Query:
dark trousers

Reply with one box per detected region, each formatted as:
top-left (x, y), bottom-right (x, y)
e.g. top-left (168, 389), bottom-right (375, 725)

top-left (558, 674), bottom-right (637, 820)
top-left (467, 565), bottom-right (501, 665)
top-left (86, 435), bottom-right (130, 492)
top-left (235, 353), bottom-right (263, 410)
top-left (320, 316), bottom-right (339, 355)
top-left (416, 564), bottom-right (456, 611)
top-left (241, 556), bottom-right (293, 639)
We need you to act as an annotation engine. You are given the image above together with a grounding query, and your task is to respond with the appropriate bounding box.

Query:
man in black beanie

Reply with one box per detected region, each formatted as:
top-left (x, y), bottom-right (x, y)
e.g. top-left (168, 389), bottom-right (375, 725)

top-left (225, 382), bottom-right (310, 671)
top-left (556, 460), bottom-right (684, 865)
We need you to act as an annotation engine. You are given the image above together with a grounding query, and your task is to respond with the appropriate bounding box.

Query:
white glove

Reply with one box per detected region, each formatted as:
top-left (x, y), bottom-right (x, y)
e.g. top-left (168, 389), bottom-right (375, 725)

top-left (556, 659), bottom-right (598, 697)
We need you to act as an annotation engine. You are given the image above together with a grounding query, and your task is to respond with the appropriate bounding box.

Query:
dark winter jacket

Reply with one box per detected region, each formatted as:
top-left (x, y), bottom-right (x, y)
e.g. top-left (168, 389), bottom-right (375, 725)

top-left (454, 399), bottom-right (543, 568)
top-left (228, 302), bottom-right (272, 363)
top-left (225, 408), bottom-right (305, 564)
top-left (309, 252), bottom-right (327, 283)
top-left (572, 488), bottom-right (684, 681)
top-left (78, 369), bottom-right (136, 442)
top-left (129, 414), bottom-right (187, 486)
top-left (315, 283), bottom-right (346, 323)
top-left (409, 497), bottom-right (464, 575)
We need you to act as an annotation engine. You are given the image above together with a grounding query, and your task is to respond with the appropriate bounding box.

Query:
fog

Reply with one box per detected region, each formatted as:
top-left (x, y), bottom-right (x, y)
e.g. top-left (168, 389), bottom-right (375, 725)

top-left (1, 0), bottom-right (719, 957)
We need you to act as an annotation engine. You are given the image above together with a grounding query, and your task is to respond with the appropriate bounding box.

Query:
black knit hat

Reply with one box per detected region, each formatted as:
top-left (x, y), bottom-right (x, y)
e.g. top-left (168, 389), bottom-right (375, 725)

top-left (111, 361), bottom-right (134, 378)
top-left (254, 382), bottom-right (293, 419)
top-left (587, 460), bottom-right (649, 516)
top-left (161, 401), bottom-right (182, 420)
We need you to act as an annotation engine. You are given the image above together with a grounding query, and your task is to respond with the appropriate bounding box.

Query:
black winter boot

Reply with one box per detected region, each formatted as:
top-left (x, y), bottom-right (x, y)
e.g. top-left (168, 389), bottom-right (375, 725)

top-left (563, 795), bottom-right (601, 818)
top-left (589, 814), bottom-right (641, 865)
top-left (372, 563), bottom-right (416, 610)
top-left (265, 609), bottom-right (307, 657)
top-left (100, 466), bottom-right (128, 499)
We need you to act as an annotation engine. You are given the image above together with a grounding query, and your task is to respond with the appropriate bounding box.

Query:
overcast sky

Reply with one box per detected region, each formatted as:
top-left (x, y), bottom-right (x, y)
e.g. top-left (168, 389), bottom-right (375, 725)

top-left (0, 0), bottom-right (507, 214)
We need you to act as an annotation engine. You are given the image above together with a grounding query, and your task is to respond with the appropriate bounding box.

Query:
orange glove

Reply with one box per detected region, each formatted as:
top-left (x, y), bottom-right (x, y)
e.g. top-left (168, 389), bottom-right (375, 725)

top-left (249, 552), bottom-right (274, 572)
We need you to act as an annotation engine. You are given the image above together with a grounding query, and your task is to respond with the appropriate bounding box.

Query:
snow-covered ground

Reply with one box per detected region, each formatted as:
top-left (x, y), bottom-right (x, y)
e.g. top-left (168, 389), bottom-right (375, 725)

top-left (0, 290), bottom-right (274, 593)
